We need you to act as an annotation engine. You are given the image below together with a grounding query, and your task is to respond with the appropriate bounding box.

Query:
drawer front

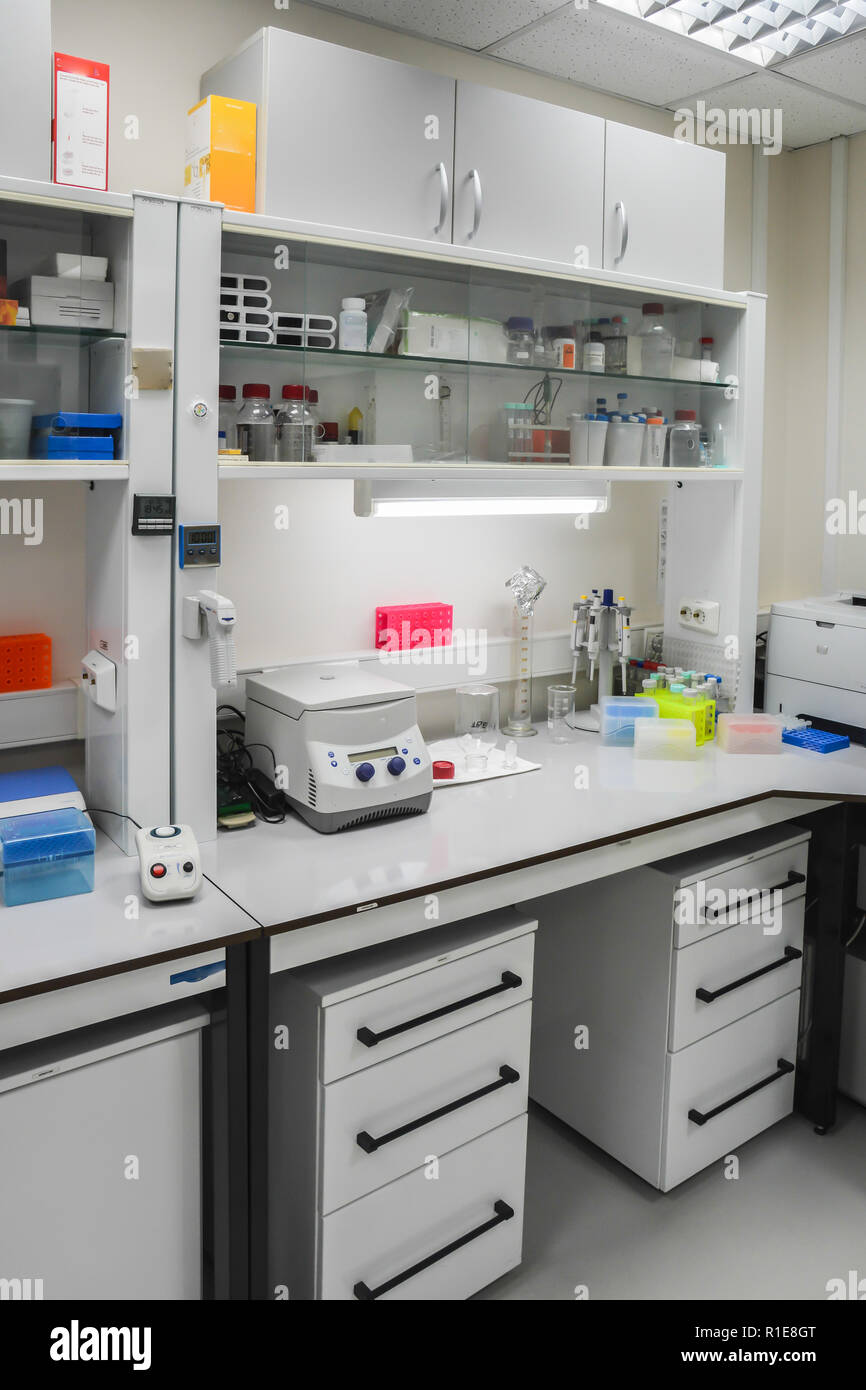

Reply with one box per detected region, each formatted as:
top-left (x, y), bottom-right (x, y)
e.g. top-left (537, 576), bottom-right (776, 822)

top-left (321, 932), bottom-right (534, 1082)
top-left (669, 899), bottom-right (805, 1051)
top-left (321, 1001), bottom-right (530, 1213)
top-left (674, 839), bottom-right (808, 948)
top-left (0, 950), bottom-right (226, 1052)
top-left (661, 991), bottom-right (799, 1191)
top-left (319, 1115), bottom-right (527, 1300)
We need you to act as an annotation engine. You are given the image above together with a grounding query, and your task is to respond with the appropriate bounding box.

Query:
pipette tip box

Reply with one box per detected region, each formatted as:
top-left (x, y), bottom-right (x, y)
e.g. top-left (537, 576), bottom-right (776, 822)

top-left (600, 694), bottom-right (659, 747)
top-left (0, 807), bottom-right (94, 907)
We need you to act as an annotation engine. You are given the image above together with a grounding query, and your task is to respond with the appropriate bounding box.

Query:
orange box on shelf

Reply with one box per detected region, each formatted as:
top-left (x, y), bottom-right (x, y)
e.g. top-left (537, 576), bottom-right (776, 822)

top-left (185, 94), bottom-right (256, 214)
top-left (0, 300), bottom-right (18, 325)
top-left (0, 634), bottom-right (52, 693)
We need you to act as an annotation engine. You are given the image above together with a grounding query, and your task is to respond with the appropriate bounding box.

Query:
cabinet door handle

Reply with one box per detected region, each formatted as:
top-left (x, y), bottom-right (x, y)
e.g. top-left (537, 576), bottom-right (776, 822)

top-left (169, 960), bottom-right (226, 986)
top-left (704, 870), bottom-right (806, 921)
top-left (467, 168), bottom-right (483, 240)
top-left (614, 200), bottom-right (628, 263)
top-left (688, 1058), bottom-right (794, 1127)
top-left (433, 161), bottom-right (449, 234)
top-left (356, 1064), bottom-right (520, 1153)
top-left (356, 970), bottom-right (522, 1047)
top-left (353, 1199), bottom-right (514, 1300)
top-left (695, 946), bottom-right (802, 1004)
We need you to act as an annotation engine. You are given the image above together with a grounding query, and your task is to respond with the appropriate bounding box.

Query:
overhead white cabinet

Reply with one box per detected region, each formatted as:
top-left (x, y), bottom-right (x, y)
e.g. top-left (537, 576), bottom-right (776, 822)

top-left (201, 28), bottom-right (457, 243)
top-left (603, 123), bottom-right (726, 289)
top-left (452, 82), bottom-right (604, 267)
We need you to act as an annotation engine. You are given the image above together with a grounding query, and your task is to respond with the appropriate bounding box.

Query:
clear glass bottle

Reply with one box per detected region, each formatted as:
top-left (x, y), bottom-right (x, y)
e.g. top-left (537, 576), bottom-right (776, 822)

top-left (218, 385), bottom-right (238, 450)
top-left (505, 316), bottom-right (535, 365)
top-left (274, 384), bottom-right (306, 462)
top-left (639, 302), bottom-right (674, 379)
top-left (669, 409), bottom-right (701, 467)
top-left (237, 383), bottom-right (276, 462)
top-left (604, 315), bottom-right (629, 375)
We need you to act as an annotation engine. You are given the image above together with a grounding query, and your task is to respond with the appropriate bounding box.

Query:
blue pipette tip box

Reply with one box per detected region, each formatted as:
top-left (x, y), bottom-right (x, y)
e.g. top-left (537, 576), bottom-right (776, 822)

top-left (0, 807), bottom-right (95, 907)
top-left (782, 727), bottom-right (849, 754)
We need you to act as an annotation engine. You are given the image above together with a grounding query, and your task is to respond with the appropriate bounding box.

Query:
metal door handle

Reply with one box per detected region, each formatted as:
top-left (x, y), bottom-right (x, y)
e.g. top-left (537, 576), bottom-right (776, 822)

top-left (688, 1058), bottom-right (794, 1126)
top-left (704, 870), bottom-right (806, 922)
top-left (353, 1200), bottom-right (514, 1299)
top-left (356, 970), bottom-right (522, 1047)
top-left (356, 1065), bottom-right (520, 1153)
top-left (614, 200), bottom-right (628, 264)
top-left (695, 946), bottom-right (802, 1004)
top-left (468, 168), bottom-right (483, 240)
top-left (434, 161), bottom-right (449, 234)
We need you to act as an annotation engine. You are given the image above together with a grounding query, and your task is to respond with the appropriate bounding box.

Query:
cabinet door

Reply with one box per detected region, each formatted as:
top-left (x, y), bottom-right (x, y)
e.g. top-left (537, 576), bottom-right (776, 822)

top-left (453, 82), bottom-right (604, 266)
top-left (603, 123), bottom-right (725, 288)
top-left (259, 32), bottom-right (456, 243)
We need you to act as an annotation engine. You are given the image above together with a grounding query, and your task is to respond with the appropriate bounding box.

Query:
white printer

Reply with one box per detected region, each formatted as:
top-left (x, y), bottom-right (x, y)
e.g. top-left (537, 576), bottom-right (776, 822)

top-left (765, 592), bottom-right (866, 738)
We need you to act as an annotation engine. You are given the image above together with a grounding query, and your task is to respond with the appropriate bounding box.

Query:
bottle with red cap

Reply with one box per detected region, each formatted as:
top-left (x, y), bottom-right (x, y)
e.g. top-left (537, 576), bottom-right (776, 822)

top-left (274, 384), bottom-right (306, 462)
top-left (237, 383), bottom-right (275, 462)
top-left (218, 385), bottom-right (238, 451)
top-left (639, 302), bottom-right (674, 379)
top-left (669, 408), bottom-right (701, 467)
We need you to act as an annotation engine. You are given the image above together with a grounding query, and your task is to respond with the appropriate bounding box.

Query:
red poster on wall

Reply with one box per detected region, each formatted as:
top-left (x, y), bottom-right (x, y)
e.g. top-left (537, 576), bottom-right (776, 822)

top-left (53, 52), bottom-right (110, 192)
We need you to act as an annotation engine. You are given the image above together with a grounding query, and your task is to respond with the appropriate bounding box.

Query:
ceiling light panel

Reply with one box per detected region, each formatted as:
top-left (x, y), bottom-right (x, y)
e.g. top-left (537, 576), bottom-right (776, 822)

top-left (597, 0), bottom-right (866, 62)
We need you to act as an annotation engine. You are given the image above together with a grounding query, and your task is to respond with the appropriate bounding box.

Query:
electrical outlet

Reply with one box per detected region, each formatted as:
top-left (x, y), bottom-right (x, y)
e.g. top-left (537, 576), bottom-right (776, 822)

top-left (678, 599), bottom-right (720, 635)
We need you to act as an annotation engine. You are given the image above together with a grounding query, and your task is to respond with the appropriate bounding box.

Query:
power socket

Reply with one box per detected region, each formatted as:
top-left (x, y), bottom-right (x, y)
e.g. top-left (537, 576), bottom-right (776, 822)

top-left (678, 599), bottom-right (720, 635)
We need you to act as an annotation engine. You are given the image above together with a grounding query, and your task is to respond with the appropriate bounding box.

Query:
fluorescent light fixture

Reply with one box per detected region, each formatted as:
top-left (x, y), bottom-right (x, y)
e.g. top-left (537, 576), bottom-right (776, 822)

top-left (597, 0), bottom-right (866, 65)
top-left (354, 480), bottom-right (611, 518)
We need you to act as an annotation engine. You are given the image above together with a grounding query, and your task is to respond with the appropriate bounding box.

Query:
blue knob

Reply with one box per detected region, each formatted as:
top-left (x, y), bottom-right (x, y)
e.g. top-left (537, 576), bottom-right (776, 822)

top-left (355, 762), bottom-right (375, 782)
top-left (387, 756), bottom-right (406, 776)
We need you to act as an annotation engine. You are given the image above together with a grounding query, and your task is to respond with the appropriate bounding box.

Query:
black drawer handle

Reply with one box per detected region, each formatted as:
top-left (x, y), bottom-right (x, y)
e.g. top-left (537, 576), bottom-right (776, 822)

top-left (695, 946), bottom-right (803, 1004)
top-left (357, 1065), bottom-right (520, 1153)
top-left (356, 971), bottom-right (522, 1048)
top-left (704, 870), bottom-right (806, 921)
top-left (688, 1057), bottom-right (795, 1127)
top-left (353, 1199), bottom-right (514, 1300)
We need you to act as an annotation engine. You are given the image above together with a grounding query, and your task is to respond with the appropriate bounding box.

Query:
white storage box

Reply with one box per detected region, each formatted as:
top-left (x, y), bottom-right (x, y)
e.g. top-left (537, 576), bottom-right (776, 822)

top-left (11, 275), bottom-right (114, 330)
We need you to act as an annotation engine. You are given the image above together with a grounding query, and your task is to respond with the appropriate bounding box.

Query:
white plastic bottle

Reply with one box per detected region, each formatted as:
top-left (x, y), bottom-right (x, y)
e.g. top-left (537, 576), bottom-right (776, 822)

top-left (339, 298), bottom-right (368, 352)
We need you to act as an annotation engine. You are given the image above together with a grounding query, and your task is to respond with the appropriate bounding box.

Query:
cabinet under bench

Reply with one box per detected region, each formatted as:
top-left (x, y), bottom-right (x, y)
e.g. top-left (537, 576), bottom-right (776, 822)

top-left (528, 825), bottom-right (810, 1192)
top-left (269, 909), bottom-right (537, 1301)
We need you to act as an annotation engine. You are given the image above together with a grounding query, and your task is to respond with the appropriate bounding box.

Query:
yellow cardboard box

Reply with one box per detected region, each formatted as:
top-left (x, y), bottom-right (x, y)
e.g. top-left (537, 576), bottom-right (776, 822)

top-left (185, 94), bottom-right (256, 214)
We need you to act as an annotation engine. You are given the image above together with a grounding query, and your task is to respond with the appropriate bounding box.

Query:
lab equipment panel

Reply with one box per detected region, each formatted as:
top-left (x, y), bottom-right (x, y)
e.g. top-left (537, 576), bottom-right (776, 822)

top-left (202, 29), bottom-right (457, 243)
top-left (269, 909), bottom-right (536, 1299)
top-left (0, 1002), bottom-right (208, 1299)
top-left (179, 522), bottom-right (221, 568)
top-left (528, 824), bottom-right (808, 1190)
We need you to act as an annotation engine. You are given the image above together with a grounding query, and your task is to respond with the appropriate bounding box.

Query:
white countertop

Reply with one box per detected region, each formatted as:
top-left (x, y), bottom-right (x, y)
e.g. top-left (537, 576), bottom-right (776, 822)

top-left (0, 830), bottom-right (259, 1003)
top-left (208, 727), bottom-right (866, 935)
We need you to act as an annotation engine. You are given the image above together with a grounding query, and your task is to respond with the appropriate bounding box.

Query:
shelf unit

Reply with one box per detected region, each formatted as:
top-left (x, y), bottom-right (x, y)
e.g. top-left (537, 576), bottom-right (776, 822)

top-left (0, 461), bottom-right (129, 481)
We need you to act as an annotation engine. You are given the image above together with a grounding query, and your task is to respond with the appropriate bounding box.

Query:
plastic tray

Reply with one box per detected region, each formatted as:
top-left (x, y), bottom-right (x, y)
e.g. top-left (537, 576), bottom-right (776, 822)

top-left (782, 726), bottom-right (849, 754)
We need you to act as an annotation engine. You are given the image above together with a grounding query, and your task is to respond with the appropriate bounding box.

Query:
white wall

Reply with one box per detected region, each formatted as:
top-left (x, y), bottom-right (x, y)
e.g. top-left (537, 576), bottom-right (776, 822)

top-left (0, 484), bottom-right (86, 682)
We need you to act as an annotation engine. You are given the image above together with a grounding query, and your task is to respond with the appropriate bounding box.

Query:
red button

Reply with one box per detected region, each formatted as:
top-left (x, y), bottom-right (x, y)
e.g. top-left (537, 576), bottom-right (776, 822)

top-left (150, 863), bottom-right (167, 878)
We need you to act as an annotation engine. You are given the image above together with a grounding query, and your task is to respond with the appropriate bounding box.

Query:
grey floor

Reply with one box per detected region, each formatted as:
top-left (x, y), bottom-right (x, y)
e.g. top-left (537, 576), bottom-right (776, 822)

top-left (477, 1099), bottom-right (866, 1300)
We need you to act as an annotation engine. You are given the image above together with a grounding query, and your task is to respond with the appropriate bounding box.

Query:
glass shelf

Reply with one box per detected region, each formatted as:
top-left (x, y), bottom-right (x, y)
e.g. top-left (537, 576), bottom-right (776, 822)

top-left (218, 339), bottom-right (732, 393)
top-left (0, 323), bottom-right (124, 344)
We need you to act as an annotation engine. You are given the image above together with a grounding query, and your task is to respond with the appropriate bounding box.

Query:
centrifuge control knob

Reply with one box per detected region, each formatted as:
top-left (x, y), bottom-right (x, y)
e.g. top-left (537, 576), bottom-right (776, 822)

top-left (355, 762), bottom-right (375, 783)
top-left (387, 756), bottom-right (406, 776)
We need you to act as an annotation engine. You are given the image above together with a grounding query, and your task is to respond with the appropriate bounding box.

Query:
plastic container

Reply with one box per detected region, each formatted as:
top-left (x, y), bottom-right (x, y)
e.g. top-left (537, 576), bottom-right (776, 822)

top-left (505, 403), bottom-right (534, 462)
top-left (237, 384), bottom-right (276, 462)
top-left (339, 297), bottom-right (367, 352)
top-left (547, 684), bottom-right (575, 743)
top-left (641, 416), bottom-right (667, 467)
top-left (639, 303), bottom-right (674, 379)
top-left (0, 807), bottom-right (95, 906)
top-left (218, 385), bottom-right (237, 450)
top-left (634, 717), bottom-right (698, 760)
top-left (600, 694), bottom-right (659, 747)
top-left (604, 416), bottom-right (644, 468)
top-left (586, 416), bottom-right (608, 467)
top-left (582, 333), bottom-right (605, 372)
top-left (569, 413), bottom-right (589, 467)
top-left (0, 633), bottom-right (52, 692)
top-left (717, 713), bottom-right (783, 754)
top-left (275, 385), bottom-right (306, 462)
top-left (669, 410), bottom-right (701, 468)
top-left (0, 399), bottom-right (35, 459)
top-left (505, 317), bottom-right (535, 365)
top-left (782, 726), bottom-right (849, 753)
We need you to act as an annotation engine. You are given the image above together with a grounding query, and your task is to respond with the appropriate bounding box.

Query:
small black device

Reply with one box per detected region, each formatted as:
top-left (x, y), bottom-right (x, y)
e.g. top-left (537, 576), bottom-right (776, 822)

top-left (179, 523), bottom-right (221, 568)
top-left (132, 494), bottom-right (176, 536)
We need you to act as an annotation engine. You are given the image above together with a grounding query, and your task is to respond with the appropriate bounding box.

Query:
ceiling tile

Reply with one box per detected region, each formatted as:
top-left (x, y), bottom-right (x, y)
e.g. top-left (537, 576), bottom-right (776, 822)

top-left (669, 72), bottom-right (866, 147)
top-left (486, 5), bottom-right (755, 105)
top-left (310, 0), bottom-right (569, 51)
top-left (775, 31), bottom-right (866, 109)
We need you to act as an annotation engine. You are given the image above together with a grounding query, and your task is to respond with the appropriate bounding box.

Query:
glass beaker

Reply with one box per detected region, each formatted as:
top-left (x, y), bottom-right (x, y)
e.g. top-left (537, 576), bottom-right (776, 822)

top-left (456, 683), bottom-right (500, 772)
top-left (547, 684), bottom-right (576, 742)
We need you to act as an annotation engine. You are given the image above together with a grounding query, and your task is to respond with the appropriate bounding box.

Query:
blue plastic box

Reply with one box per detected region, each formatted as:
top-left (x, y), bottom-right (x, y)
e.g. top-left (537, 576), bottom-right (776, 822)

top-left (600, 694), bottom-right (660, 747)
top-left (0, 808), bottom-right (95, 907)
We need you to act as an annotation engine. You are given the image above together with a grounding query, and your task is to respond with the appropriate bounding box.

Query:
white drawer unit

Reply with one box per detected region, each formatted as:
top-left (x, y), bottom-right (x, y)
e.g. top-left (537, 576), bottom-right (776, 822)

top-left (270, 909), bottom-right (536, 1300)
top-left (320, 1116), bottom-right (528, 1301)
top-left (528, 824), bottom-right (809, 1191)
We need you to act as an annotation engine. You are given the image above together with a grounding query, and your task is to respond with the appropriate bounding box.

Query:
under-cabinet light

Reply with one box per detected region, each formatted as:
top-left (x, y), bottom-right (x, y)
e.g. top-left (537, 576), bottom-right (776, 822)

top-left (354, 480), bottom-right (611, 518)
